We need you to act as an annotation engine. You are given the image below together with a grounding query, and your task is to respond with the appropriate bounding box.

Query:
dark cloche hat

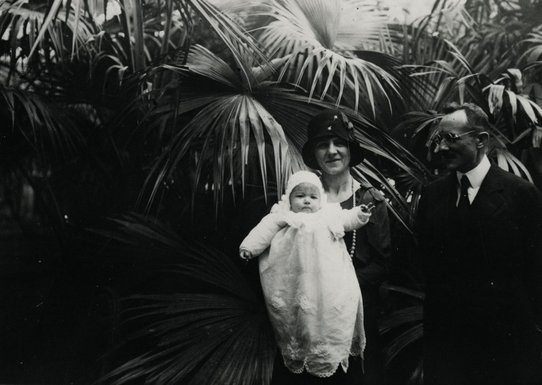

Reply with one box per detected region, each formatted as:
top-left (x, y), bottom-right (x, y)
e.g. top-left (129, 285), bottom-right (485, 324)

top-left (302, 110), bottom-right (364, 170)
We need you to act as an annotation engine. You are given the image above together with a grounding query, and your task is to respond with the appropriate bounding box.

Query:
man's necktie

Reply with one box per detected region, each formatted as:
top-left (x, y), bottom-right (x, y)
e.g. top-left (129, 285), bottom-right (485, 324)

top-left (457, 175), bottom-right (471, 210)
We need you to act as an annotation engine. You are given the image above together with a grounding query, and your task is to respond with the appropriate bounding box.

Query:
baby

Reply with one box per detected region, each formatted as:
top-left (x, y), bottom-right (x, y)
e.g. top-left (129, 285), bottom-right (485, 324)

top-left (239, 170), bottom-right (373, 378)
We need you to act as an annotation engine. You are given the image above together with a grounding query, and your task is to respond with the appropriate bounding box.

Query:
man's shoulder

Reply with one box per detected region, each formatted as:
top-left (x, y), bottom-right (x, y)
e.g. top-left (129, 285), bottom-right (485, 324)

top-left (488, 165), bottom-right (540, 192)
top-left (481, 166), bottom-right (542, 210)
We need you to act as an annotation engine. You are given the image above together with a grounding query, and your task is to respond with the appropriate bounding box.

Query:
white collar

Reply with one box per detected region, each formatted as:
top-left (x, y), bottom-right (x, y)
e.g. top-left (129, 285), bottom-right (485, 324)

top-left (456, 155), bottom-right (491, 188)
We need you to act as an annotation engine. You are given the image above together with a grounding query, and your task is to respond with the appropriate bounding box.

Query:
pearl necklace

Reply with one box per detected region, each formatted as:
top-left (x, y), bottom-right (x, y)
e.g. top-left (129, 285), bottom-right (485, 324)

top-left (349, 178), bottom-right (357, 259)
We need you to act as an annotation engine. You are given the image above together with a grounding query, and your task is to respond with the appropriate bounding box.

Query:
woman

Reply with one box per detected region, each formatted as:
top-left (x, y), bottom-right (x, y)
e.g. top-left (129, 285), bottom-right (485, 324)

top-left (304, 109), bottom-right (391, 385)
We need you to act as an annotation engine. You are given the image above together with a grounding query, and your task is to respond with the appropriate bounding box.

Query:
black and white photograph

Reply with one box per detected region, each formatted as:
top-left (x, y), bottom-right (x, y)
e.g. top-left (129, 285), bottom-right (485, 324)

top-left (1, 0), bottom-right (541, 384)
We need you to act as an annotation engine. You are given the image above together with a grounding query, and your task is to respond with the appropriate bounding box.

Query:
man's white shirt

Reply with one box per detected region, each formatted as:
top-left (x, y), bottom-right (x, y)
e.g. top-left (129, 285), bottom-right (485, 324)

top-left (455, 155), bottom-right (491, 206)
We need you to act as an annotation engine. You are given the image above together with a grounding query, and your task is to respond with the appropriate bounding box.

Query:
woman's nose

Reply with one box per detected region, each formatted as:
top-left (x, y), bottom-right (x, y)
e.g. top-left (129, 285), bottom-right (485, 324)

top-left (327, 142), bottom-right (338, 153)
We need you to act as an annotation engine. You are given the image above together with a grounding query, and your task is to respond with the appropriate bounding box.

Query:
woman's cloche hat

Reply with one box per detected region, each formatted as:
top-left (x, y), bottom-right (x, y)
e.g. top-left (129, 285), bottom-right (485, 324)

top-left (301, 110), bottom-right (364, 170)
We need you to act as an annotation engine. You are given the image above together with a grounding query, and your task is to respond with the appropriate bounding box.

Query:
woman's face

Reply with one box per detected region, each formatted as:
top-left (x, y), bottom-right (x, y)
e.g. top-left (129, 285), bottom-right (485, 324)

top-left (314, 137), bottom-right (351, 175)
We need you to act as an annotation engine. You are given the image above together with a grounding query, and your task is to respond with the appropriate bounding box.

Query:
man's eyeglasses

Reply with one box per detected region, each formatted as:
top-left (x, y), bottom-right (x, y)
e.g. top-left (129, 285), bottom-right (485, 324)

top-left (431, 130), bottom-right (477, 146)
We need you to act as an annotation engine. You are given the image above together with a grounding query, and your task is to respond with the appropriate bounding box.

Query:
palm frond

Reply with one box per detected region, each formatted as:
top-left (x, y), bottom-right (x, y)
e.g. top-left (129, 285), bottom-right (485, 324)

top-left (0, 84), bottom-right (82, 157)
top-left (104, 294), bottom-right (274, 385)
top-left (1, 0), bottom-right (269, 83)
top-left (378, 284), bottom-right (424, 375)
top-left (383, 323), bottom-right (423, 367)
top-left (492, 147), bottom-right (533, 182)
top-left (518, 26), bottom-right (542, 65)
top-left (255, 0), bottom-right (399, 114)
top-left (379, 306), bottom-right (423, 335)
top-left (0, 0), bottom-right (97, 62)
top-left (140, 45), bottom-right (290, 213)
top-left (99, 213), bottom-right (275, 385)
top-left (352, 50), bottom-right (429, 116)
top-left (257, 0), bottom-right (391, 53)
top-left (485, 82), bottom-right (542, 124)
top-left (184, 0), bottom-right (270, 90)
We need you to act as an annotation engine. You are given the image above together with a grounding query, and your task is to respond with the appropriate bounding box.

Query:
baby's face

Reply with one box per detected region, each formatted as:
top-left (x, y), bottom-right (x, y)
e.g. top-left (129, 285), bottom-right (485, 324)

top-left (289, 183), bottom-right (322, 213)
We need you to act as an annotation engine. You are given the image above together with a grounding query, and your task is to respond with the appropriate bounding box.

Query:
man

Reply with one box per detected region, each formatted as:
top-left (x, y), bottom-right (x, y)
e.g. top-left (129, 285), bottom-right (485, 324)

top-left (416, 103), bottom-right (542, 385)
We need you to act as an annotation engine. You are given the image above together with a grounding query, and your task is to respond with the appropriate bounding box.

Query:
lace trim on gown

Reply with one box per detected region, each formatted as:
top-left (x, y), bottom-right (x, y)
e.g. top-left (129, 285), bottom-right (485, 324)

top-left (282, 335), bottom-right (366, 377)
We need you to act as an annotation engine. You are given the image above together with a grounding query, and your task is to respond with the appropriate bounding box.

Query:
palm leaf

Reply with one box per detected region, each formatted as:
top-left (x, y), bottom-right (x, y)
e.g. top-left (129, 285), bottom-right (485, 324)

top-left (255, 0), bottom-right (399, 114)
top-left (491, 147), bottom-right (533, 182)
top-left (383, 323), bottom-right (423, 367)
top-left (103, 293), bottom-right (275, 385)
top-left (379, 306), bottom-right (423, 335)
top-left (519, 26), bottom-right (542, 64)
top-left (352, 50), bottom-right (429, 116)
top-left (378, 284), bottom-right (424, 373)
top-left (140, 45), bottom-right (290, 213)
top-left (1, 0), bottom-right (97, 62)
top-left (3, 0), bottom-right (269, 80)
top-left (0, 84), bottom-right (82, 157)
top-left (98, 214), bottom-right (275, 385)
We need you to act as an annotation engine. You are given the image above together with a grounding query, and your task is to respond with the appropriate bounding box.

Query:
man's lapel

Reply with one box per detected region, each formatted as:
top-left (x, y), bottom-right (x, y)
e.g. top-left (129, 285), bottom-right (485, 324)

top-left (471, 165), bottom-right (505, 215)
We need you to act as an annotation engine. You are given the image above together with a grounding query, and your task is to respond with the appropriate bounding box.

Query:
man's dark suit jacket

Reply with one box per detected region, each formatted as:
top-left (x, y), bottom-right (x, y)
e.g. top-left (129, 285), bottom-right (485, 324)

top-left (417, 165), bottom-right (542, 385)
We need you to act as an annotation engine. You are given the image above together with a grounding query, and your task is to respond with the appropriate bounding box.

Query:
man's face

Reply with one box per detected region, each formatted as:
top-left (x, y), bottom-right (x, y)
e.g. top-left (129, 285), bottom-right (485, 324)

top-left (289, 183), bottom-right (322, 213)
top-left (433, 110), bottom-right (483, 173)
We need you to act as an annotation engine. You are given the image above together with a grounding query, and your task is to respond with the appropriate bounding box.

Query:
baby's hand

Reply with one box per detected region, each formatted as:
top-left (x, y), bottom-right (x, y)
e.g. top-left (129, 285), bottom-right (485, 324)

top-left (358, 202), bottom-right (375, 224)
top-left (240, 249), bottom-right (253, 261)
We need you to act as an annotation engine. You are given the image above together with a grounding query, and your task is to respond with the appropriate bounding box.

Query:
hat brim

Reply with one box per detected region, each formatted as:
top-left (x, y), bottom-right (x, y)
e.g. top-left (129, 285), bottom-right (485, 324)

top-left (301, 139), bottom-right (364, 170)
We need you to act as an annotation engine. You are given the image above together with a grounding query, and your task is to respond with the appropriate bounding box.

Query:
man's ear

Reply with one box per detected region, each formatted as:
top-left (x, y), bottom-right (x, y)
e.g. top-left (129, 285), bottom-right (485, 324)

top-left (476, 131), bottom-right (489, 148)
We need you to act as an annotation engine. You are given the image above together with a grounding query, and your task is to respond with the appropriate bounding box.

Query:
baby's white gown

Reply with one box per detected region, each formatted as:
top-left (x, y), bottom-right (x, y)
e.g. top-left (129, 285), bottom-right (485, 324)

top-left (240, 204), bottom-right (366, 377)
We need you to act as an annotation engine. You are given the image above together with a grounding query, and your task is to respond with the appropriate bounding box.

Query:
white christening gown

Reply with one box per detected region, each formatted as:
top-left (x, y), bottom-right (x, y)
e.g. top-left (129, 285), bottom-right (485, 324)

top-left (240, 203), bottom-right (366, 377)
